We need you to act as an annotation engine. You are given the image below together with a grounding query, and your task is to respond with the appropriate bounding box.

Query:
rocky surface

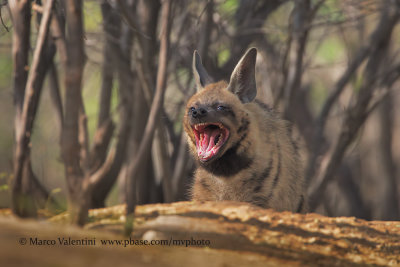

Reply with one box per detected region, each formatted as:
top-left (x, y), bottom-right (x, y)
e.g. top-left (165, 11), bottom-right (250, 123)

top-left (1, 201), bottom-right (399, 266)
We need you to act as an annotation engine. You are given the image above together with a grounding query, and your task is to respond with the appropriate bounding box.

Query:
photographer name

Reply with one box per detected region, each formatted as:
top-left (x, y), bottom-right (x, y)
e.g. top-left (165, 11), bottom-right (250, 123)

top-left (30, 237), bottom-right (96, 246)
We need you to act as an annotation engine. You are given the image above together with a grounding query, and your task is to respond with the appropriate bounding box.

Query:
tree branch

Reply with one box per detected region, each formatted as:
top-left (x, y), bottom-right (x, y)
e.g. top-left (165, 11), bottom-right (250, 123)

top-left (212, 0), bottom-right (287, 80)
top-left (11, 0), bottom-right (55, 216)
top-left (87, 0), bottom-right (119, 177)
top-left (305, 1), bottom-right (400, 185)
top-left (115, 0), bottom-right (151, 41)
top-left (84, 1), bottom-right (137, 209)
top-left (308, 3), bottom-right (400, 211)
top-left (61, 0), bottom-right (86, 224)
top-left (282, 0), bottom-right (311, 117)
top-left (50, 4), bottom-right (67, 65)
top-left (9, 0), bottom-right (31, 138)
top-left (198, 0), bottom-right (213, 62)
top-left (126, 0), bottom-right (173, 227)
top-left (48, 62), bottom-right (64, 126)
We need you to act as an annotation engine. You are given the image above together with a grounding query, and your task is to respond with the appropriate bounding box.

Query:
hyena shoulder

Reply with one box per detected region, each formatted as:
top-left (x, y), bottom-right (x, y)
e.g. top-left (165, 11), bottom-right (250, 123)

top-left (244, 101), bottom-right (307, 211)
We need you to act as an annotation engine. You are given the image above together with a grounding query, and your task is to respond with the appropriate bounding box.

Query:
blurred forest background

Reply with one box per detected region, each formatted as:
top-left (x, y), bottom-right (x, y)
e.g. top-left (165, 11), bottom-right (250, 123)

top-left (0, 0), bottom-right (400, 224)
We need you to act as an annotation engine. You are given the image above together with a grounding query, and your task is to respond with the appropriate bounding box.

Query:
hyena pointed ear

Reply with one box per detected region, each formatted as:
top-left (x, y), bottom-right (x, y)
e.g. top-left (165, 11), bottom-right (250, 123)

top-left (193, 50), bottom-right (213, 91)
top-left (227, 47), bottom-right (257, 103)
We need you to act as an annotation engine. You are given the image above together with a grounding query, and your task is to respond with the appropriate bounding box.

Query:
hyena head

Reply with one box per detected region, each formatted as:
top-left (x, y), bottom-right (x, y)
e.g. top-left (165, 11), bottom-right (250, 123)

top-left (183, 48), bottom-right (257, 164)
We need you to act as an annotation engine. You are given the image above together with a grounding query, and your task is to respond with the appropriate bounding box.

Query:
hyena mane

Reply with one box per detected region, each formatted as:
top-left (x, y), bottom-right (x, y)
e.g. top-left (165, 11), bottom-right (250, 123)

top-left (183, 48), bottom-right (308, 213)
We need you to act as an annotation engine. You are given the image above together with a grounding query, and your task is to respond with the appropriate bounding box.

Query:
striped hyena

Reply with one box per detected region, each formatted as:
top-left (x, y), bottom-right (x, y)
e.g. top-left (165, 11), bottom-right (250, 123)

top-left (183, 48), bottom-right (308, 213)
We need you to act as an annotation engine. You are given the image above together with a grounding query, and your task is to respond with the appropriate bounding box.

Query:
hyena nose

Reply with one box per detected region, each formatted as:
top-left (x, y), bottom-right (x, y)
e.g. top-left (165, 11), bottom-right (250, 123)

top-left (192, 107), bottom-right (207, 118)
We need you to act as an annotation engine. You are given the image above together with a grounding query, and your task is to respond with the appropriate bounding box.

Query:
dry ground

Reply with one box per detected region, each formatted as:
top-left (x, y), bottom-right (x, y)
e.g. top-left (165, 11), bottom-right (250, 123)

top-left (0, 201), bottom-right (399, 266)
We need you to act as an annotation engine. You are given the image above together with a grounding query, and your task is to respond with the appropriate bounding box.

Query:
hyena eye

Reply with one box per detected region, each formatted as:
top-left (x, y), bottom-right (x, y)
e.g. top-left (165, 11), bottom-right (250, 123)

top-left (217, 105), bottom-right (226, 111)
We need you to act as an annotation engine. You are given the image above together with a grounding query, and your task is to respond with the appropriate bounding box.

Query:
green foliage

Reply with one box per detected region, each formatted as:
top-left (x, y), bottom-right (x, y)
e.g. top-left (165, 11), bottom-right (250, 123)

top-left (315, 37), bottom-right (345, 64)
top-left (44, 187), bottom-right (67, 215)
top-left (318, 0), bottom-right (346, 23)
top-left (49, 187), bottom-right (62, 196)
top-left (218, 48), bottom-right (230, 67)
top-left (83, 1), bottom-right (102, 32)
top-left (219, 0), bottom-right (239, 15)
top-left (0, 172), bottom-right (10, 192)
top-left (0, 184), bottom-right (8, 192)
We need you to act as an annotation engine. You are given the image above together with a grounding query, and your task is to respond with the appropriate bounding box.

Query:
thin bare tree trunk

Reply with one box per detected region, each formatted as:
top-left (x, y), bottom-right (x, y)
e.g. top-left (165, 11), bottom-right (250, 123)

top-left (118, 0), bottom-right (173, 204)
top-left (126, 0), bottom-right (173, 233)
top-left (87, 0), bottom-right (120, 208)
top-left (305, 2), bottom-right (400, 187)
top-left (197, 0), bottom-right (213, 64)
top-left (91, 16), bottom-right (134, 208)
top-left (11, 0), bottom-right (56, 217)
top-left (61, 0), bottom-right (87, 224)
top-left (97, 1), bottom-right (117, 128)
top-left (308, 3), bottom-right (400, 211)
top-left (171, 133), bottom-right (193, 200)
top-left (135, 0), bottom-right (174, 203)
top-left (377, 94), bottom-right (399, 220)
top-left (10, 0), bottom-right (34, 217)
top-left (10, 0), bottom-right (30, 123)
top-left (282, 0), bottom-right (310, 119)
top-left (360, 93), bottom-right (399, 220)
top-left (48, 62), bottom-right (64, 127)
top-left (279, 0), bottom-right (323, 153)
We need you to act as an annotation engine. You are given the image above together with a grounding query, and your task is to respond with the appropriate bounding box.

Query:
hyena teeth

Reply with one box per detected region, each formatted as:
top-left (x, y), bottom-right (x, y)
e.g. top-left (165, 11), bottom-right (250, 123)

top-left (218, 135), bottom-right (223, 145)
top-left (214, 134), bottom-right (221, 145)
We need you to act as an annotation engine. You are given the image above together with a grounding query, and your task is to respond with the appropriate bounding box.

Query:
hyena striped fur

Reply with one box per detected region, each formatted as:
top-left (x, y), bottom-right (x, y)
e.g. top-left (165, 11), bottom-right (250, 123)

top-left (183, 48), bottom-right (308, 213)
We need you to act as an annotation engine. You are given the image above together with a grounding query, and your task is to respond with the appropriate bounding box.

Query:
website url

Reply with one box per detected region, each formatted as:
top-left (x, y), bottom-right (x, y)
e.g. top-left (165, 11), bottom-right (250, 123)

top-left (100, 237), bottom-right (210, 247)
top-left (19, 237), bottom-right (211, 248)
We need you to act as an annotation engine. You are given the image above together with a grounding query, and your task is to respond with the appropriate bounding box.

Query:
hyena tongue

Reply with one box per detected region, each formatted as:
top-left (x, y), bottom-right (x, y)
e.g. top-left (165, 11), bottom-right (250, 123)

top-left (198, 128), bottom-right (221, 159)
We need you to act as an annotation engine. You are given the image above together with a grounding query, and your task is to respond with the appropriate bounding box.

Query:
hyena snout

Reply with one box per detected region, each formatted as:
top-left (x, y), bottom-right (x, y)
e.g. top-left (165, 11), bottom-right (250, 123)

top-left (190, 107), bottom-right (208, 119)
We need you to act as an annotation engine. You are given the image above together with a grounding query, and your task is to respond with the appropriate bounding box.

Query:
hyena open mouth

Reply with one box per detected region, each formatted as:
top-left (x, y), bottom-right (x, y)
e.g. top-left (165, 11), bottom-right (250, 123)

top-left (192, 123), bottom-right (230, 162)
